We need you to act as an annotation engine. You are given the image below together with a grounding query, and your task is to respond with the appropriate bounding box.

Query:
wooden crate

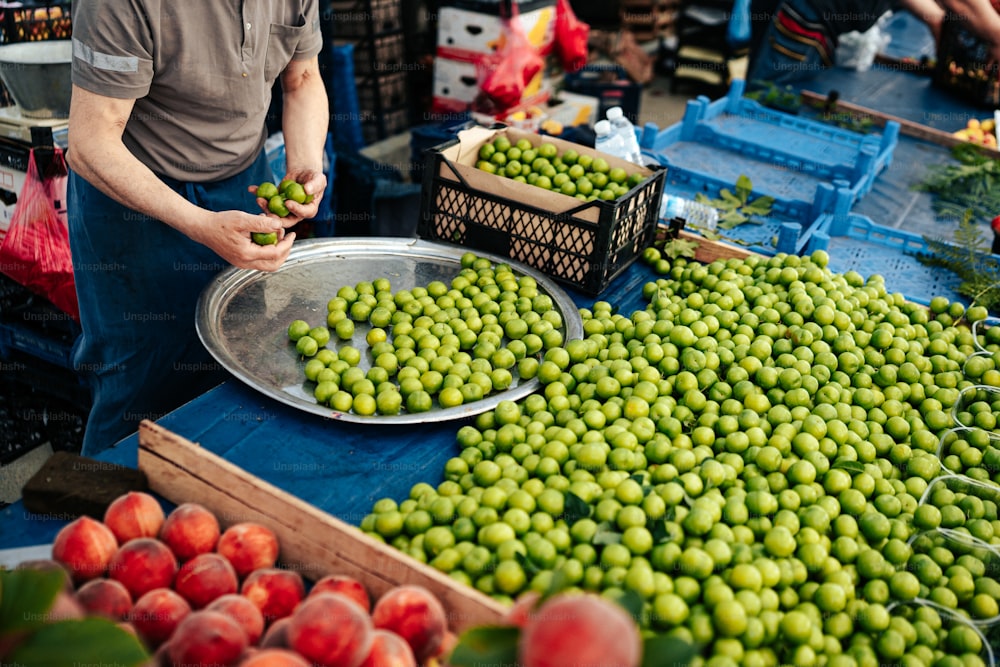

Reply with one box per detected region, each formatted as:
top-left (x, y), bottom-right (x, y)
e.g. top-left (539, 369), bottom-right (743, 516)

top-left (136, 420), bottom-right (507, 632)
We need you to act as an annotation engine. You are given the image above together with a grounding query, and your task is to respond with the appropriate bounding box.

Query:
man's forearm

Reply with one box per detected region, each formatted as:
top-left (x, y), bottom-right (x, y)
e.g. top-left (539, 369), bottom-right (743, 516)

top-left (67, 124), bottom-right (207, 243)
top-left (281, 63), bottom-right (330, 176)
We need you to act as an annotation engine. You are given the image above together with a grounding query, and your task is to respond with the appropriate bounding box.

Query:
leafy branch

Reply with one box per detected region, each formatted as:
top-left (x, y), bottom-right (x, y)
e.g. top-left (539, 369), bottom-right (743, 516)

top-left (918, 209), bottom-right (1000, 313)
top-left (695, 174), bottom-right (775, 229)
top-left (915, 143), bottom-right (1000, 226)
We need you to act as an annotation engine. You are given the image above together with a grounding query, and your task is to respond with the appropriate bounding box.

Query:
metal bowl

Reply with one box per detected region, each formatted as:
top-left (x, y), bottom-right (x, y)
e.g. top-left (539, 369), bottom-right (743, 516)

top-left (0, 40), bottom-right (71, 118)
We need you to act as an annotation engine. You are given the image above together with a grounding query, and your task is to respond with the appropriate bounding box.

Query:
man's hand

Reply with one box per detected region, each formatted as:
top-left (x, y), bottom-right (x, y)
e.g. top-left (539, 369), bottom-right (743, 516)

top-left (248, 170), bottom-right (326, 225)
top-left (193, 210), bottom-right (296, 271)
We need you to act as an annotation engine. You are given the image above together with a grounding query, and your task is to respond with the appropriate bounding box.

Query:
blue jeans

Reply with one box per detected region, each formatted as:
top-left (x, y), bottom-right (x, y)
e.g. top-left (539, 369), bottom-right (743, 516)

top-left (68, 150), bottom-right (272, 456)
top-left (746, 0), bottom-right (833, 85)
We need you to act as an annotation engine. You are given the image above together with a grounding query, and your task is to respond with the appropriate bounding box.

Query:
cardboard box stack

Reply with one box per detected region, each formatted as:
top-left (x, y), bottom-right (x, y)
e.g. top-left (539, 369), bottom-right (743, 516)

top-left (432, 0), bottom-right (557, 116)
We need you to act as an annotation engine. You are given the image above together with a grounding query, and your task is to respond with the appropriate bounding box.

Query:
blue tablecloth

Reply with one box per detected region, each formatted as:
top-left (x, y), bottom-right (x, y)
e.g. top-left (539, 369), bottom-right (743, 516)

top-left (0, 259), bottom-right (658, 549)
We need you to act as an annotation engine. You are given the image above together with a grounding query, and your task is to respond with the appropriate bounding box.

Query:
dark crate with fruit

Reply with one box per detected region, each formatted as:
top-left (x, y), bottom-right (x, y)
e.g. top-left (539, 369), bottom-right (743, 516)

top-left (932, 12), bottom-right (1000, 108)
top-left (418, 126), bottom-right (666, 296)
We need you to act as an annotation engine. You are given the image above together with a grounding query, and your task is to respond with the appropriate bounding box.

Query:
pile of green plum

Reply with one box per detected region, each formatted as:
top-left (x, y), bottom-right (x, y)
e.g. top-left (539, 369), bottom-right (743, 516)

top-left (285, 253), bottom-right (567, 416)
top-left (361, 248), bottom-right (1000, 666)
top-left (476, 135), bottom-right (648, 202)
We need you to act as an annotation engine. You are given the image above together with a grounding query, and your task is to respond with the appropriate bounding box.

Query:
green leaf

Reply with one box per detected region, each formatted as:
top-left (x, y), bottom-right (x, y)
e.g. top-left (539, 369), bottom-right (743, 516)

top-left (514, 551), bottom-right (543, 578)
top-left (641, 635), bottom-right (702, 667)
top-left (693, 192), bottom-right (712, 205)
top-left (0, 569), bottom-right (64, 634)
top-left (540, 567), bottom-right (570, 603)
top-left (610, 589), bottom-right (644, 623)
top-left (593, 526), bottom-right (623, 546)
top-left (8, 618), bottom-right (149, 667)
top-left (661, 238), bottom-right (698, 260)
top-left (832, 459), bottom-right (866, 475)
top-left (650, 519), bottom-right (669, 544)
top-left (718, 210), bottom-right (749, 229)
top-left (735, 174), bottom-right (753, 203)
top-left (740, 195), bottom-right (774, 216)
top-left (448, 626), bottom-right (520, 667)
top-left (717, 189), bottom-right (743, 211)
top-left (563, 491), bottom-right (591, 523)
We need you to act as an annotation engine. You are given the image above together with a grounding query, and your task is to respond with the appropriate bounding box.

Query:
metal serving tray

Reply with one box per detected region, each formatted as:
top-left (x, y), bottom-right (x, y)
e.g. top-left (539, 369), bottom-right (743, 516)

top-left (196, 237), bottom-right (584, 424)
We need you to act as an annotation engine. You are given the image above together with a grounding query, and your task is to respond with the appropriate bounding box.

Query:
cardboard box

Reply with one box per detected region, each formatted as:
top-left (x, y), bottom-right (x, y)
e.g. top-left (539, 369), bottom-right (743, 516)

top-left (417, 126), bottom-right (666, 295)
top-left (542, 90), bottom-right (600, 128)
top-left (436, 4), bottom-right (556, 62)
top-left (432, 56), bottom-right (549, 115)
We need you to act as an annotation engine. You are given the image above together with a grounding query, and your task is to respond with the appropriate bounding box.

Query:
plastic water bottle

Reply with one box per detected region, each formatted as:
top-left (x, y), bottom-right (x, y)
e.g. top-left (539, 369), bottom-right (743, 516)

top-left (606, 106), bottom-right (643, 165)
top-left (660, 193), bottom-right (719, 232)
top-left (594, 120), bottom-right (627, 160)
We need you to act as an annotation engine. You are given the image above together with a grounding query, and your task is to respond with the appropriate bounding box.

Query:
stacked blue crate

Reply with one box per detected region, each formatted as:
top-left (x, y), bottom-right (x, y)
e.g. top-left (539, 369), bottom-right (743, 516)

top-left (638, 79), bottom-right (900, 255)
top-left (806, 213), bottom-right (965, 307)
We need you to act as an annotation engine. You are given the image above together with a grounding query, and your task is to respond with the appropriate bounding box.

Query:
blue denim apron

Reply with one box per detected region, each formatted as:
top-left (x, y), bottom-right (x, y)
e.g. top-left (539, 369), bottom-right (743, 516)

top-left (68, 150), bottom-right (272, 456)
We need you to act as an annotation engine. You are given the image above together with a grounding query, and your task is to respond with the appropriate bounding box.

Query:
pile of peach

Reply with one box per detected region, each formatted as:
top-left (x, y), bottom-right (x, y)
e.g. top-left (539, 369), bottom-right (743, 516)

top-left (46, 491), bottom-right (453, 667)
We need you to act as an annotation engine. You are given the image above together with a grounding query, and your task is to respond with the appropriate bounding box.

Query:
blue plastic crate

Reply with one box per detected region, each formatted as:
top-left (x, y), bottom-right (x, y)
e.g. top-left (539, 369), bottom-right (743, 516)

top-left (806, 213), bottom-right (965, 307)
top-left (0, 319), bottom-right (76, 369)
top-left (638, 80), bottom-right (899, 255)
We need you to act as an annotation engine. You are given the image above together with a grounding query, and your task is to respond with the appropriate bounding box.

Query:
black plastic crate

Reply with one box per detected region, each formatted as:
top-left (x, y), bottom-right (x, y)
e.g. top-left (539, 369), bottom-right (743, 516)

top-left (563, 64), bottom-right (642, 124)
top-left (336, 32), bottom-right (406, 76)
top-left (361, 107), bottom-right (411, 144)
top-left (0, 273), bottom-right (79, 369)
top-left (355, 71), bottom-right (409, 112)
top-left (418, 127), bottom-right (666, 295)
top-left (932, 12), bottom-right (1000, 108)
top-left (0, 2), bottom-right (71, 43)
top-left (327, 0), bottom-right (403, 38)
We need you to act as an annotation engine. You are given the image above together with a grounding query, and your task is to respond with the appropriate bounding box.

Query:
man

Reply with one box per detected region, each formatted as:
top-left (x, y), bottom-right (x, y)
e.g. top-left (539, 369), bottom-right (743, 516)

top-left (67, 2), bottom-right (330, 455)
top-left (746, 0), bottom-right (1000, 84)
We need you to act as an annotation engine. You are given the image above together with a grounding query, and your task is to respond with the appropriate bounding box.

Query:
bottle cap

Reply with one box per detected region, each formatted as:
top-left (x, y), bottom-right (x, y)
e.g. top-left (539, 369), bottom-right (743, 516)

top-left (606, 106), bottom-right (624, 121)
top-left (594, 119), bottom-right (612, 135)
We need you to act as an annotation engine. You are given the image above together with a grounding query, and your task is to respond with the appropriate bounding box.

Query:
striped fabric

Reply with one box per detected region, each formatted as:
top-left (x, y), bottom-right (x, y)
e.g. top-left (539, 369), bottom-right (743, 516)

top-left (746, 0), bottom-right (836, 84)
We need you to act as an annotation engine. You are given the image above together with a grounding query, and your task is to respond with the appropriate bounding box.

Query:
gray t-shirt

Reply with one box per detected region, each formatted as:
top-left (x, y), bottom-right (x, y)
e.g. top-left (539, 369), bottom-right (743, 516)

top-left (71, 0), bottom-right (322, 182)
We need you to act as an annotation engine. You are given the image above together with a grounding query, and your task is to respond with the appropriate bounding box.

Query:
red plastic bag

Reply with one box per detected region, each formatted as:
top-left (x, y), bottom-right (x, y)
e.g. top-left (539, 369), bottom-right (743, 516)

top-left (0, 146), bottom-right (78, 320)
top-left (476, 3), bottom-right (544, 111)
top-left (555, 0), bottom-right (589, 73)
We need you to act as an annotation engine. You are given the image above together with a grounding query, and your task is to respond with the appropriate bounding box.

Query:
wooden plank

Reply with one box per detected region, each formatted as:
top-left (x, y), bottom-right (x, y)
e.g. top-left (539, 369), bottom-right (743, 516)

top-left (800, 89), bottom-right (1000, 159)
top-left (655, 223), bottom-right (756, 263)
top-left (137, 420), bottom-right (508, 632)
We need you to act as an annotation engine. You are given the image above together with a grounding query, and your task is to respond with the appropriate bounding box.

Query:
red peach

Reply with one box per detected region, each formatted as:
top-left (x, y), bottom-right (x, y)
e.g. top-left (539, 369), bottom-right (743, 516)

top-left (108, 538), bottom-right (178, 599)
top-left (104, 491), bottom-right (165, 544)
top-left (518, 593), bottom-right (642, 667)
top-left (287, 593), bottom-right (374, 667)
top-left (15, 558), bottom-right (73, 591)
top-left (371, 585), bottom-right (447, 662)
top-left (505, 590), bottom-right (541, 628)
top-left (174, 552), bottom-right (240, 610)
top-left (358, 629), bottom-right (417, 667)
top-left (241, 568), bottom-right (305, 625)
top-left (166, 609), bottom-right (249, 667)
top-left (216, 522), bottom-right (280, 579)
top-left (207, 594), bottom-right (266, 646)
top-left (308, 574), bottom-right (370, 613)
top-left (75, 577), bottom-right (133, 621)
top-left (159, 503), bottom-right (220, 562)
top-left (130, 587), bottom-right (191, 649)
top-left (239, 648), bottom-right (310, 667)
top-left (51, 515), bottom-right (119, 583)
top-left (117, 621), bottom-right (138, 638)
top-left (259, 617), bottom-right (291, 649)
top-left (48, 591), bottom-right (86, 622)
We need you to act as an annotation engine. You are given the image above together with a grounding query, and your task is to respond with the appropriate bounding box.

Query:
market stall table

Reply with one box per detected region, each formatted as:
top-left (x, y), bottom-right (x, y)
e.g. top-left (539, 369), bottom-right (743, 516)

top-left (0, 257), bottom-right (657, 550)
top-left (2, 28), bottom-right (994, 548)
